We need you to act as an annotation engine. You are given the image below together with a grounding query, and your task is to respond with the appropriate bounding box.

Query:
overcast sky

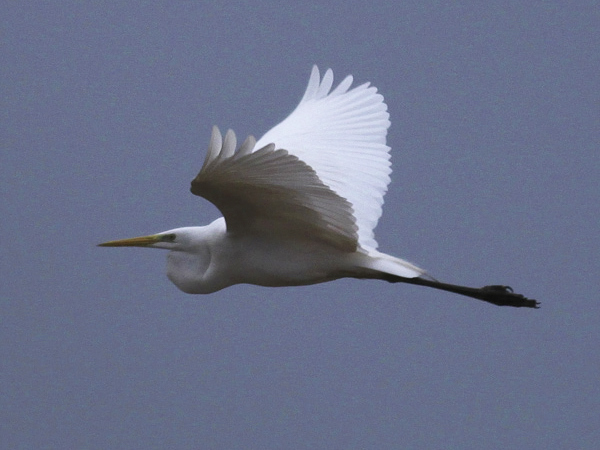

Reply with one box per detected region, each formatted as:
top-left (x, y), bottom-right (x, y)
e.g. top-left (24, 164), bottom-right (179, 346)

top-left (2, 2), bottom-right (599, 449)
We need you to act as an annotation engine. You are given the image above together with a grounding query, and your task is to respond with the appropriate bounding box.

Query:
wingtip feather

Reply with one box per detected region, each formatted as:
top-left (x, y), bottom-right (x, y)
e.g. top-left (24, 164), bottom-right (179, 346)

top-left (316, 68), bottom-right (334, 99)
top-left (220, 129), bottom-right (237, 160)
top-left (204, 126), bottom-right (223, 167)
top-left (237, 134), bottom-right (256, 157)
top-left (300, 65), bottom-right (321, 103)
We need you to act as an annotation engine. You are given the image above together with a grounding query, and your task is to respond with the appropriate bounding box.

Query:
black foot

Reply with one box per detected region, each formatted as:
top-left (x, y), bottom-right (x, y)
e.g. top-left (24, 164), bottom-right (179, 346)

top-left (480, 285), bottom-right (540, 308)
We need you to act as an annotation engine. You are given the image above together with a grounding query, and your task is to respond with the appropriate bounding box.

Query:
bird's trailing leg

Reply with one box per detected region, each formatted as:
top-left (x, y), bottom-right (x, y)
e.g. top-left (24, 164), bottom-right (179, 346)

top-left (385, 275), bottom-right (540, 308)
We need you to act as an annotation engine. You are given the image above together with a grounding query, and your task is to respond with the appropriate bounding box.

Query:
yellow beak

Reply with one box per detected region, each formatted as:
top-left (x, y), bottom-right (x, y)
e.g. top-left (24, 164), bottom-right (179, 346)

top-left (98, 234), bottom-right (161, 247)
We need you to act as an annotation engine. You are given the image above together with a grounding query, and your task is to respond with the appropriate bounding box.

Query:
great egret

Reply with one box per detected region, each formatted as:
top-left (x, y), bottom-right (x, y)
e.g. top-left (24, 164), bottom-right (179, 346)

top-left (99, 66), bottom-right (538, 308)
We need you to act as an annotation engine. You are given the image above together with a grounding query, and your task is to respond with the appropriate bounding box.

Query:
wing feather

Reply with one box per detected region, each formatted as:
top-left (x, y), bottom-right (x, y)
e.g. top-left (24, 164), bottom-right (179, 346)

top-left (191, 127), bottom-right (358, 251)
top-left (255, 66), bottom-right (392, 250)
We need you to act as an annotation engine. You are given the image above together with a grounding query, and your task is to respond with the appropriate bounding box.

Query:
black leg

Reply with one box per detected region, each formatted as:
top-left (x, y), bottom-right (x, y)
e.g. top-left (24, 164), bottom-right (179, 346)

top-left (387, 275), bottom-right (540, 308)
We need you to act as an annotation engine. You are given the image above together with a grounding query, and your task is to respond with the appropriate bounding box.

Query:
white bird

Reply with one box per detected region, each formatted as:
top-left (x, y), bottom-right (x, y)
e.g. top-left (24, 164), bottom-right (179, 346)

top-left (99, 66), bottom-right (538, 308)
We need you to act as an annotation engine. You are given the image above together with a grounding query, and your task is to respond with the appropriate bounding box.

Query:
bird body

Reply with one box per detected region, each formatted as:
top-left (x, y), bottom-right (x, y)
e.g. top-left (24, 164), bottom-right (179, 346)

top-left (153, 218), bottom-right (425, 294)
top-left (100, 66), bottom-right (539, 308)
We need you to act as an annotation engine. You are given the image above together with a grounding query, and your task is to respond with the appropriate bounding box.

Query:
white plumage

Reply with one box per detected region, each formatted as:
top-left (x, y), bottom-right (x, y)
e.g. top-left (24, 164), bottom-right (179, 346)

top-left (255, 66), bottom-right (391, 251)
top-left (99, 66), bottom-right (539, 308)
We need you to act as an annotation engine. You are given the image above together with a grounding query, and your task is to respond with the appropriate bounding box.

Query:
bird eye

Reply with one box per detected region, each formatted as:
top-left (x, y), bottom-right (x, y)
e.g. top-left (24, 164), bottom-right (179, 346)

top-left (162, 233), bottom-right (176, 242)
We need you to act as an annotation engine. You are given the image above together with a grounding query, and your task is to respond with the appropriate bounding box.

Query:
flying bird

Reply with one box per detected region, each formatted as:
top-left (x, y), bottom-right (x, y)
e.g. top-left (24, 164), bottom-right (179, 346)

top-left (99, 66), bottom-right (538, 308)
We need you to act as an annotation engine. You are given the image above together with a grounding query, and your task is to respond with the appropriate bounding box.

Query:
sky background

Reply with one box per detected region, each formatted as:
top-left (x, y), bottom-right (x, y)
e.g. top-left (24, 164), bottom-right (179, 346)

top-left (2, 2), bottom-right (599, 449)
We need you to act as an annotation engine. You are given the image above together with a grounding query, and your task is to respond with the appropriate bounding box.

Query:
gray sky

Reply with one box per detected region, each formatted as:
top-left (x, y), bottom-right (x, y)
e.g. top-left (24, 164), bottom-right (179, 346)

top-left (2, 2), bottom-right (599, 449)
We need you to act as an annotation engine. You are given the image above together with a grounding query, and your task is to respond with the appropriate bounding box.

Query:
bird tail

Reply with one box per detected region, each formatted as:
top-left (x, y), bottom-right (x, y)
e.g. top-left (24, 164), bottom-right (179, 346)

top-left (361, 250), bottom-right (433, 280)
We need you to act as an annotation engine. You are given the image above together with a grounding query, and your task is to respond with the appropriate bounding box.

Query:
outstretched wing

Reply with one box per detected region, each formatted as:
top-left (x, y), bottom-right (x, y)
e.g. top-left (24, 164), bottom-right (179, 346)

top-left (255, 66), bottom-right (392, 251)
top-left (191, 126), bottom-right (358, 252)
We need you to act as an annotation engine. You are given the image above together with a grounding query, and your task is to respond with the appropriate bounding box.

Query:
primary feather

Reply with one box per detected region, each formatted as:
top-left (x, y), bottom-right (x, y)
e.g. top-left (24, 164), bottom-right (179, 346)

top-left (255, 66), bottom-right (391, 251)
top-left (192, 65), bottom-right (392, 253)
top-left (191, 126), bottom-right (358, 252)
